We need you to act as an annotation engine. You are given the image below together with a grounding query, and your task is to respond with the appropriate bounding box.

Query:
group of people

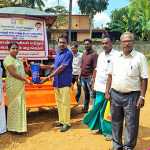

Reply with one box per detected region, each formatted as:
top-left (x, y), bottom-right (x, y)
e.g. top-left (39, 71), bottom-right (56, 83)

top-left (83, 32), bottom-right (148, 150)
top-left (0, 31), bottom-right (148, 150)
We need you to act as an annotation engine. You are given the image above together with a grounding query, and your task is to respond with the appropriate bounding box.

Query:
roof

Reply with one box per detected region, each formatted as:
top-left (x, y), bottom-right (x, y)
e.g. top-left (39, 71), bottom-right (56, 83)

top-left (0, 7), bottom-right (56, 26)
top-left (0, 7), bottom-right (55, 17)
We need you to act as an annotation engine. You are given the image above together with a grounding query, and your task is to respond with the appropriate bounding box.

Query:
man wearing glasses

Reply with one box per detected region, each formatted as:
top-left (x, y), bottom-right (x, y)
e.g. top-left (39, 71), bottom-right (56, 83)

top-left (105, 32), bottom-right (148, 150)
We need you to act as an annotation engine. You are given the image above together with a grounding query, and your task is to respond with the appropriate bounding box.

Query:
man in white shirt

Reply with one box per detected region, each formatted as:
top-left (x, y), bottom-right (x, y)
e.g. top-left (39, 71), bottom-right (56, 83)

top-left (71, 42), bottom-right (82, 102)
top-left (94, 38), bottom-right (119, 94)
top-left (105, 32), bottom-right (148, 150)
top-left (83, 37), bottom-right (119, 140)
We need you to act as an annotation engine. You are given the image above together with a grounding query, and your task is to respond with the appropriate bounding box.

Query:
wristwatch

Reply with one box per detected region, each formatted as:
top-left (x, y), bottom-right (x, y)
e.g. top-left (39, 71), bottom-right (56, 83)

top-left (139, 96), bottom-right (145, 100)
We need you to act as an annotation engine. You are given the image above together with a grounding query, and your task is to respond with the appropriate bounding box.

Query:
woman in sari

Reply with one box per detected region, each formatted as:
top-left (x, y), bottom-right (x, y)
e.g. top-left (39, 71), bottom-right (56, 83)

top-left (0, 62), bottom-right (6, 134)
top-left (3, 42), bottom-right (30, 133)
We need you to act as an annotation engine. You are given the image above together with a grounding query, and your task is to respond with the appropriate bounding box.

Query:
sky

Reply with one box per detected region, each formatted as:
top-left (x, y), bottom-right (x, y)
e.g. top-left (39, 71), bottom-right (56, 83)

top-left (46, 0), bottom-right (129, 28)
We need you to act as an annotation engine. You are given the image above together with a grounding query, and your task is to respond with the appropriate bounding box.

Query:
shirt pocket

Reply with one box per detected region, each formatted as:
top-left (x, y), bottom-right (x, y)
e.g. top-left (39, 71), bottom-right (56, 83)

top-left (127, 64), bottom-right (139, 77)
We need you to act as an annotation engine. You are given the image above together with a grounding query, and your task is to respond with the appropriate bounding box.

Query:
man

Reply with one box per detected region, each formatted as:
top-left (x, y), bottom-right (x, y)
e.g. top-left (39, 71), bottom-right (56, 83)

top-left (70, 41), bottom-right (82, 102)
top-left (35, 22), bottom-right (42, 31)
top-left (105, 32), bottom-right (148, 150)
top-left (80, 38), bottom-right (98, 113)
top-left (44, 35), bottom-right (73, 132)
top-left (83, 37), bottom-right (119, 140)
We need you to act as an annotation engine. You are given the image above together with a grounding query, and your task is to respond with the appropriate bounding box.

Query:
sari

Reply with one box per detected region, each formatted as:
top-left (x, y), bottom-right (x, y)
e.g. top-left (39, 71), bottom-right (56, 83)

top-left (0, 63), bottom-right (6, 134)
top-left (83, 91), bottom-right (112, 136)
top-left (4, 55), bottom-right (27, 132)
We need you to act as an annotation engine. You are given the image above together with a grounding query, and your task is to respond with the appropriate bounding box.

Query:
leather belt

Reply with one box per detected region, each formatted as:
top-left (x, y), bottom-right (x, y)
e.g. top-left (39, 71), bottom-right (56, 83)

top-left (112, 88), bottom-right (140, 95)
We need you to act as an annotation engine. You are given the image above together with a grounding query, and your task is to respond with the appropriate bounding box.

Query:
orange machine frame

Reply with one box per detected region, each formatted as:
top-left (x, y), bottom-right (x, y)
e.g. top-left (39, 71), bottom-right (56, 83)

top-left (4, 79), bottom-right (77, 108)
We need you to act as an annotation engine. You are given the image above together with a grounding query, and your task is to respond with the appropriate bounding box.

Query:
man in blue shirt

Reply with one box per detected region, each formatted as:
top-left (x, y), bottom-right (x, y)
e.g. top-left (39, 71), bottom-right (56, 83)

top-left (44, 35), bottom-right (73, 132)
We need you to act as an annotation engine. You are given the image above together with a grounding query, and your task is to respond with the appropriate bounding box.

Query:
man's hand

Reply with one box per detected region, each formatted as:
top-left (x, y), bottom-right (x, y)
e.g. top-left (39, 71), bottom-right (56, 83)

top-left (105, 91), bottom-right (110, 100)
top-left (136, 96), bottom-right (145, 109)
top-left (40, 75), bottom-right (53, 84)
top-left (40, 77), bottom-right (49, 84)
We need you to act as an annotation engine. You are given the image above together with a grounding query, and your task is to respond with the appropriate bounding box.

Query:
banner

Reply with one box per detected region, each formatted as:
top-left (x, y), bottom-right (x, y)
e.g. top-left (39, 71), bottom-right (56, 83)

top-left (0, 17), bottom-right (48, 60)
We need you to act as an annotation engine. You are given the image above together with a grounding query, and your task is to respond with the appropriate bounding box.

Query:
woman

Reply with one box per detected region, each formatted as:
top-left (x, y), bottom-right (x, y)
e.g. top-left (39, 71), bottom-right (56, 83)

top-left (3, 42), bottom-right (30, 133)
top-left (0, 62), bottom-right (6, 134)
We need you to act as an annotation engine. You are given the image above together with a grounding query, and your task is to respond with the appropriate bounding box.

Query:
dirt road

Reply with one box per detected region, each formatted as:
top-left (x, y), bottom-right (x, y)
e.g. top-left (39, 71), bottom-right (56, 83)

top-left (0, 82), bottom-right (150, 150)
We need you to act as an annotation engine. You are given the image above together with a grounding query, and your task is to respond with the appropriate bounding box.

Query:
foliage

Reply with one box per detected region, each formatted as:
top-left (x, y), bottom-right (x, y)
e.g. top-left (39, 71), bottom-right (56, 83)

top-left (22, 0), bottom-right (45, 10)
top-left (45, 5), bottom-right (68, 29)
top-left (108, 0), bottom-right (150, 40)
top-left (78, 0), bottom-right (108, 37)
top-left (78, 0), bottom-right (108, 17)
top-left (0, 0), bottom-right (45, 10)
top-left (0, 0), bottom-right (18, 7)
top-left (45, 5), bottom-right (68, 38)
top-left (107, 7), bottom-right (129, 33)
top-left (15, 0), bottom-right (46, 10)
top-left (128, 0), bottom-right (150, 40)
top-left (45, 5), bottom-right (68, 14)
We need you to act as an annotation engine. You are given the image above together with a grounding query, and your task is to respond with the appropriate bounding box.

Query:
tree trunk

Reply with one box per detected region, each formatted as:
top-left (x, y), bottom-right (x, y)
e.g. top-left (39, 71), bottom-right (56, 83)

top-left (89, 14), bottom-right (93, 38)
top-left (68, 0), bottom-right (72, 44)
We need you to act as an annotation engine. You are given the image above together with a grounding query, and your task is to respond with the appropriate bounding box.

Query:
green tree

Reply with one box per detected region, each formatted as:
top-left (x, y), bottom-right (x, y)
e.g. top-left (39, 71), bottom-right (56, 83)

top-left (78, 0), bottom-right (108, 37)
top-left (0, 0), bottom-right (18, 7)
top-left (128, 0), bottom-right (150, 40)
top-left (45, 5), bottom-right (68, 29)
top-left (107, 7), bottom-right (129, 33)
top-left (45, 5), bottom-right (68, 38)
top-left (22, 0), bottom-right (45, 10)
top-left (108, 0), bottom-right (150, 40)
top-left (0, 0), bottom-right (45, 10)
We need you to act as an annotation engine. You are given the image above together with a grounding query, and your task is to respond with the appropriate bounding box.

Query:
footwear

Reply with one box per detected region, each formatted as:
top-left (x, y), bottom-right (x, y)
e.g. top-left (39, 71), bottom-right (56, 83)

top-left (60, 124), bottom-right (71, 132)
top-left (109, 148), bottom-right (123, 150)
top-left (91, 129), bottom-right (100, 134)
top-left (9, 131), bottom-right (27, 135)
top-left (105, 135), bottom-right (112, 141)
top-left (124, 148), bottom-right (133, 150)
top-left (55, 122), bottom-right (63, 127)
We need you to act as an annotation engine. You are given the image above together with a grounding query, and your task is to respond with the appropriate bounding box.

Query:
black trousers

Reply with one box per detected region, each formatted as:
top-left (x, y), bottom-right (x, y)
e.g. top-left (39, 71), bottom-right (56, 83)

top-left (111, 89), bottom-right (140, 150)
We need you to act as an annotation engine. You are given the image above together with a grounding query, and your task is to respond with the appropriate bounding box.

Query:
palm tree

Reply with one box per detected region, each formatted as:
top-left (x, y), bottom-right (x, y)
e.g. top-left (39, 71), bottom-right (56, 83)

top-left (78, 0), bottom-right (108, 37)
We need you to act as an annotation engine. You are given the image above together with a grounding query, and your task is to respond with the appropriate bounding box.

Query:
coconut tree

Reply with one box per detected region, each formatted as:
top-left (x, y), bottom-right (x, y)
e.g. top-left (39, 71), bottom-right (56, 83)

top-left (78, 0), bottom-right (108, 37)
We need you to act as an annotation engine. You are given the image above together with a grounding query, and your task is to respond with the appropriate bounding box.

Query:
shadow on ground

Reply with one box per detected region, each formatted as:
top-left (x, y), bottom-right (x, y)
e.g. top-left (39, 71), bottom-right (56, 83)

top-left (0, 106), bottom-right (85, 150)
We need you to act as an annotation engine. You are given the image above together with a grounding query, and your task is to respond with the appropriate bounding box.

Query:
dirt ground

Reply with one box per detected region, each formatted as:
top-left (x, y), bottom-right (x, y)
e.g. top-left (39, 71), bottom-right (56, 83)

top-left (0, 80), bottom-right (150, 150)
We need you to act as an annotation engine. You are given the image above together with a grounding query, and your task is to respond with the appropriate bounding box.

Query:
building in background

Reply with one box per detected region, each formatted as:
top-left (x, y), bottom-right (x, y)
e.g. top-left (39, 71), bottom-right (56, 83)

top-left (50, 15), bottom-right (90, 42)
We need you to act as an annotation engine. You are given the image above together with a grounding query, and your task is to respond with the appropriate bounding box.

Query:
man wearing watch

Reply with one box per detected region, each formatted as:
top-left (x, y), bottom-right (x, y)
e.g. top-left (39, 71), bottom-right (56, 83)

top-left (105, 32), bottom-right (148, 150)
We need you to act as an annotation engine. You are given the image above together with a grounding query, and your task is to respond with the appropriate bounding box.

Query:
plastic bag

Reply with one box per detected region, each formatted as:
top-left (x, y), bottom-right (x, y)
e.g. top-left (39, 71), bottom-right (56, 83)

top-left (104, 100), bottom-right (111, 122)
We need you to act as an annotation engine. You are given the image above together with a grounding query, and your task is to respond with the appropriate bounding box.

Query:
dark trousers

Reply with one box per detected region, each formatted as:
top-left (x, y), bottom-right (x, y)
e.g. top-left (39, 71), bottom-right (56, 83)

top-left (110, 89), bottom-right (140, 150)
top-left (72, 75), bottom-right (81, 102)
top-left (80, 76), bottom-right (93, 111)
